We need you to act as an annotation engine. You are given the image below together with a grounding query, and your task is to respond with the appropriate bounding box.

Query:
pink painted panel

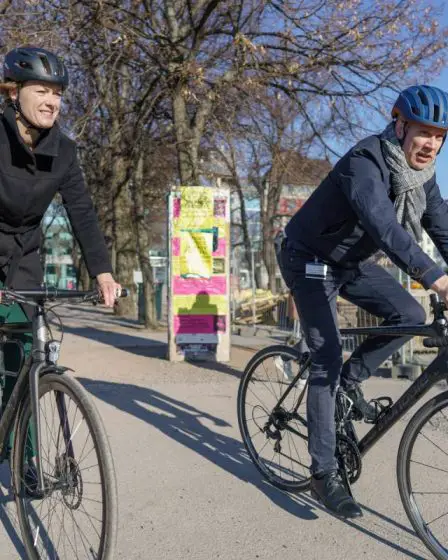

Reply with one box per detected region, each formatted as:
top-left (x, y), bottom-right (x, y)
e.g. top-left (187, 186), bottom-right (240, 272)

top-left (174, 314), bottom-right (226, 334)
top-left (172, 237), bottom-right (181, 256)
top-left (173, 276), bottom-right (226, 295)
top-left (213, 238), bottom-right (226, 257)
top-left (173, 197), bottom-right (181, 218)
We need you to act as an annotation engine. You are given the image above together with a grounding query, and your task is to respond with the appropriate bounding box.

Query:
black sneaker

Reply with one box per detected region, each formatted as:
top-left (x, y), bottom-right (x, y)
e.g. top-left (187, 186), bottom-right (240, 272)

top-left (344, 384), bottom-right (379, 423)
top-left (310, 471), bottom-right (362, 518)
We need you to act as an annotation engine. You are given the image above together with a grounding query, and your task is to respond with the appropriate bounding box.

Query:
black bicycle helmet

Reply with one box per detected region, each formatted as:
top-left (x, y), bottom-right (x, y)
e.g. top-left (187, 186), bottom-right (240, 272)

top-left (392, 85), bottom-right (448, 130)
top-left (3, 46), bottom-right (68, 88)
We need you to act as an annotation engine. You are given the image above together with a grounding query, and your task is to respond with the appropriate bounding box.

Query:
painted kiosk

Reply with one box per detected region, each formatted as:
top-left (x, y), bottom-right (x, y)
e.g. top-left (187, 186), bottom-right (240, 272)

top-left (168, 186), bottom-right (230, 362)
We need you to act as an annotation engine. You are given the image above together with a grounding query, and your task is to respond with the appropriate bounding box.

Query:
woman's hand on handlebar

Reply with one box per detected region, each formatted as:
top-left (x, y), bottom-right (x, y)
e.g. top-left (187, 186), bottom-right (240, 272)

top-left (96, 273), bottom-right (122, 308)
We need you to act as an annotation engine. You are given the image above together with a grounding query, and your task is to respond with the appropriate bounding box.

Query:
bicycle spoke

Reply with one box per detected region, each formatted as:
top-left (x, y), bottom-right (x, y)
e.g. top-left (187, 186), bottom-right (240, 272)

top-left (417, 430), bottom-right (448, 458)
top-left (68, 506), bottom-right (99, 558)
top-left (414, 491), bottom-right (448, 495)
top-left (246, 386), bottom-right (276, 416)
top-left (76, 501), bottom-right (103, 537)
top-left (410, 460), bottom-right (448, 475)
top-left (289, 429), bottom-right (306, 478)
top-left (425, 509), bottom-right (448, 527)
top-left (262, 361), bottom-right (281, 402)
top-left (400, 396), bottom-right (448, 560)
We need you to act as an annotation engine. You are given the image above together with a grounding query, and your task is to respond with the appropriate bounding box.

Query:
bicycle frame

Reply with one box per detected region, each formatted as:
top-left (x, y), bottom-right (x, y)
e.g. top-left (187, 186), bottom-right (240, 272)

top-left (340, 322), bottom-right (448, 457)
top-left (0, 288), bottom-right (106, 493)
top-left (276, 315), bottom-right (448, 459)
top-left (0, 304), bottom-right (58, 493)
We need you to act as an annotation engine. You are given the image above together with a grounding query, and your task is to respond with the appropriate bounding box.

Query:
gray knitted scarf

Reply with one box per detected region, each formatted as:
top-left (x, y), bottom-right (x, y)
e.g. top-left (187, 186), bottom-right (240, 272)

top-left (380, 122), bottom-right (434, 242)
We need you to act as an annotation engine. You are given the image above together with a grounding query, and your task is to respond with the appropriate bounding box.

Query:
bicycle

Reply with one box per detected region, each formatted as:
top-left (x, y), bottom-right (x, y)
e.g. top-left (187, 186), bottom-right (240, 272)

top-left (0, 286), bottom-right (127, 559)
top-left (237, 292), bottom-right (448, 560)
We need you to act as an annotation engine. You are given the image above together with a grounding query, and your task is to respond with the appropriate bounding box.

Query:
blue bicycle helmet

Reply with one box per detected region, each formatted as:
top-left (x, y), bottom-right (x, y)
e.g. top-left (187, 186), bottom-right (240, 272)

top-left (392, 85), bottom-right (448, 130)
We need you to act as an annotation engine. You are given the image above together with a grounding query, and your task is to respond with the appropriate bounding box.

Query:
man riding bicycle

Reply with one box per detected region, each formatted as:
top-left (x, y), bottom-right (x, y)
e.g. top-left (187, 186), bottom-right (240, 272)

top-left (279, 85), bottom-right (448, 519)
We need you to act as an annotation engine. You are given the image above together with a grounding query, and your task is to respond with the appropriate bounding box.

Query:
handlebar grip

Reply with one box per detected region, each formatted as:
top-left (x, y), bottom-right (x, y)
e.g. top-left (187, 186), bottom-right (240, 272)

top-left (430, 293), bottom-right (440, 307)
top-left (423, 337), bottom-right (448, 348)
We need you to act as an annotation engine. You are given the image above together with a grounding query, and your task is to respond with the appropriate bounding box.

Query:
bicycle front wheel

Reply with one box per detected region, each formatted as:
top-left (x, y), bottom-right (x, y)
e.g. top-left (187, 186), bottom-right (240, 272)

top-left (13, 372), bottom-right (117, 560)
top-left (397, 390), bottom-right (448, 560)
top-left (237, 345), bottom-right (311, 492)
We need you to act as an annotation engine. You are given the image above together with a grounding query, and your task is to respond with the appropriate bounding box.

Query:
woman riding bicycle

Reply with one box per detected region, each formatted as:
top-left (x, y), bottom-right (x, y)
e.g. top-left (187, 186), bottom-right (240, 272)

top-left (0, 46), bottom-right (120, 412)
top-left (280, 84), bottom-right (448, 519)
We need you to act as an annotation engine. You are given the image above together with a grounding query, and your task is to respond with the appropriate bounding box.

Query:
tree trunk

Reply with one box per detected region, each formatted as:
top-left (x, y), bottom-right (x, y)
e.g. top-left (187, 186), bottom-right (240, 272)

top-left (113, 179), bottom-right (138, 317)
top-left (131, 154), bottom-right (158, 328)
top-left (172, 91), bottom-right (200, 185)
top-left (233, 176), bottom-right (254, 281)
top-left (77, 259), bottom-right (91, 291)
top-left (113, 171), bottom-right (137, 317)
top-left (115, 249), bottom-right (137, 317)
top-left (260, 188), bottom-right (278, 293)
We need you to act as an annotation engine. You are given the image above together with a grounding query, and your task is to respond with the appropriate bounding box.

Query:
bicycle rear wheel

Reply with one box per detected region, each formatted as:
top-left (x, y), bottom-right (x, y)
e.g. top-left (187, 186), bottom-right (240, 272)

top-left (237, 345), bottom-right (311, 491)
top-left (12, 371), bottom-right (117, 560)
top-left (397, 390), bottom-right (448, 560)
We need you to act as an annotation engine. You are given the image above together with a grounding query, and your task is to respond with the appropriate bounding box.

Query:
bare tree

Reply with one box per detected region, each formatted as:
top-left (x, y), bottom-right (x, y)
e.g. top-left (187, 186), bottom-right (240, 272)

top-left (1, 0), bottom-right (447, 311)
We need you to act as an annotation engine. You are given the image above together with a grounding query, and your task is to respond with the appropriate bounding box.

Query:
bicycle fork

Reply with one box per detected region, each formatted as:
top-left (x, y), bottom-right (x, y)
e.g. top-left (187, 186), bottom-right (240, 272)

top-left (29, 361), bottom-right (46, 493)
top-left (30, 308), bottom-right (76, 495)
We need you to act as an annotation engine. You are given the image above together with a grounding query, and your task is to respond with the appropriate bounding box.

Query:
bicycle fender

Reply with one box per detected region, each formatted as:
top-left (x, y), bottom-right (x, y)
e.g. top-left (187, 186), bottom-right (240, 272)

top-left (39, 365), bottom-right (74, 376)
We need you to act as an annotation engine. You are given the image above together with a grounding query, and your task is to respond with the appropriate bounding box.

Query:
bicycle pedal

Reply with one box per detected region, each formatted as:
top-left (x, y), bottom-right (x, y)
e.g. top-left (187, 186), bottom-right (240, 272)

top-left (364, 397), bottom-right (393, 424)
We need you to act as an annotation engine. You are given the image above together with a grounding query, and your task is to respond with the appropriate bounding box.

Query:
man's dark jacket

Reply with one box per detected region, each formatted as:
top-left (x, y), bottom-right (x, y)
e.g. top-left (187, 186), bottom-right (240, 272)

top-left (285, 134), bottom-right (448, 289)
top-left (0, 106), bottom-right (112, 288)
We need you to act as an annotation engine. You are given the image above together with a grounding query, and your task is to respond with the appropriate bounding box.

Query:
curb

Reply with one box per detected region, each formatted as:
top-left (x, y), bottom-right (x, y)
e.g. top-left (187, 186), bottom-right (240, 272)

top-left (231, 343), bottom-right (263, 354)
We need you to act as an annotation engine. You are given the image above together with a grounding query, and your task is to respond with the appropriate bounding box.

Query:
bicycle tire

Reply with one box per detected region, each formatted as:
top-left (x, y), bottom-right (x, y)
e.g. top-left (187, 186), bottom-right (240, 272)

top-left (12, 371), bottom-right (118, 560)
top-left (397, 390), bottom-right (448, 560)
top-left (237, 345), bottom-right (311, 492)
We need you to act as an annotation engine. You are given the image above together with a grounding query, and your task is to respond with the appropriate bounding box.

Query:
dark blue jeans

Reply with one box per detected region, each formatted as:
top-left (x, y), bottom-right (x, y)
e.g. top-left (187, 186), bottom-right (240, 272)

top-left (280, 245), bottom-right (425, 476)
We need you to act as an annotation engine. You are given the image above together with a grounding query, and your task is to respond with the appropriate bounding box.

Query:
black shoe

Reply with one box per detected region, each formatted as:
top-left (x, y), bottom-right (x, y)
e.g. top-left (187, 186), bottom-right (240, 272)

top-left (310, 471), bottom-right (363, 519)
top-left (344, 384), bottom-right (379, 423)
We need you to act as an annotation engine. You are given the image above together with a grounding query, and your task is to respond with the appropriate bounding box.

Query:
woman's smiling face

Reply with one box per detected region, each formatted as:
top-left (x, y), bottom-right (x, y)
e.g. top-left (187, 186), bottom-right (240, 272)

top-left (11, 80), bottom-right (62, 128)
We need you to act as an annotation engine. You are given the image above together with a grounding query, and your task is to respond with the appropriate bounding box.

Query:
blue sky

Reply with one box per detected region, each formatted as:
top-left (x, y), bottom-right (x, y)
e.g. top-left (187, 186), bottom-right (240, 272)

top-left (434, 66), bottom-right (448, 197)
top-left (421, 2), bottom-right (448, 196)
top-left (324, 2), bottom-right (448, 197)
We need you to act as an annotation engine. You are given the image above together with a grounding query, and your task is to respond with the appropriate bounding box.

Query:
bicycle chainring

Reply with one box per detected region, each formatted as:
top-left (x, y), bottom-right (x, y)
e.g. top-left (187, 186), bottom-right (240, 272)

top-left (336, 433), bottom-right (362, 484)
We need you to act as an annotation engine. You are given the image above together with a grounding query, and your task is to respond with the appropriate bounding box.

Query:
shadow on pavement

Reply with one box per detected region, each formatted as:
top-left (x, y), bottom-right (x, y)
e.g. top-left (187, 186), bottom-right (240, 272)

top-left (65, 326), bottom-right (243, 378)
top-left (80, 378), bottom-right (428, 558)
top-left (79, 377), bottom-right (316, 521)
top-left (0, 463), bottom-right (27, 558)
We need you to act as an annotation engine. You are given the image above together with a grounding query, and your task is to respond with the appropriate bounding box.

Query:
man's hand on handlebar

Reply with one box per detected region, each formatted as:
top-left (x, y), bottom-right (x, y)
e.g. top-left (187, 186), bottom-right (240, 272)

top-left (95, 273), bottom-right (122, 308)
top-left (430, 275), bottom-right (448, 307)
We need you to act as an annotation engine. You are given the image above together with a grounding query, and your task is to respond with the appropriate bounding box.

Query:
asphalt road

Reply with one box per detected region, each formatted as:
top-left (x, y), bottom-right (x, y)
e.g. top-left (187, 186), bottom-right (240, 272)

top-left (0, 304), bottom-right (445, 560)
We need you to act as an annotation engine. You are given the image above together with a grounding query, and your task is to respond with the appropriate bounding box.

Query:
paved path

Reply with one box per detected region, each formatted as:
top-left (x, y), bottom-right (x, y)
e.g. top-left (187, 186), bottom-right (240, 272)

top-left (0, 304), bottom-right (444, 559)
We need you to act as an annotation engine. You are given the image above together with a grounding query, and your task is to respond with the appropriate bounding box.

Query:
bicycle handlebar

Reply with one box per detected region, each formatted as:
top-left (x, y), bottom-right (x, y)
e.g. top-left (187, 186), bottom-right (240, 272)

top-left (0, 287), bottom-right (128, 304)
